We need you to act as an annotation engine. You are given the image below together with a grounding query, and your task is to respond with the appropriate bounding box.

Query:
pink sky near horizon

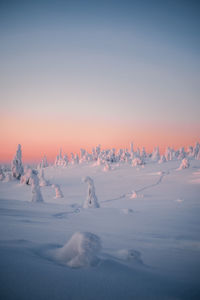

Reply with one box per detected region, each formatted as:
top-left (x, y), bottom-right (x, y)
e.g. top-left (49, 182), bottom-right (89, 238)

top-left (1, 114), bottom-right (199, 163)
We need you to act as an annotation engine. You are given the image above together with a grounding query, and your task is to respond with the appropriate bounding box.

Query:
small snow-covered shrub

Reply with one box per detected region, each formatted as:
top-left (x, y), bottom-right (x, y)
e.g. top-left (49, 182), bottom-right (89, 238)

top-left (132, 157), bottom-right (144, 167)
top-left (52, 184), bottom-right (64, 198)
top-left (4, 173), bottom-right (13, 182)
top-left (11, 144), bottom-right (24, 180)
top-left (55, 232), bottom-right (101, 268)
top-left (178, 158), bottom-right (190, 170)
top-left (130, 191), bottom-right (138, 199)
top-left (83, 176), bottom-right (100, 208)
top-left (103, 162), bottom-right (111, 172)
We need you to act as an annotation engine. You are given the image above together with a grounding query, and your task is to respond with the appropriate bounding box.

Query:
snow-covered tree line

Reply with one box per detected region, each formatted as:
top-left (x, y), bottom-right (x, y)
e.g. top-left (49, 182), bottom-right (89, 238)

top-left (52, 142), bottom-right (200, 168)
top-left (0, 142), bottom-right (200, 183)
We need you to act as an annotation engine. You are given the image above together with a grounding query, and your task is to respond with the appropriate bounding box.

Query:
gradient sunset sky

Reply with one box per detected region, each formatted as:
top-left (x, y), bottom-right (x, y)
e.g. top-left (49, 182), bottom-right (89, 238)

top-left (1, 0), bottom-right (200, 162)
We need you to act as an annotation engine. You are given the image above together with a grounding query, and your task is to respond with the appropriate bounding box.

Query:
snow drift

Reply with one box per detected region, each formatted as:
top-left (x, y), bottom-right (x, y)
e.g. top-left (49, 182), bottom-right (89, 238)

top-left (55, 232), bottom-right (101, 268)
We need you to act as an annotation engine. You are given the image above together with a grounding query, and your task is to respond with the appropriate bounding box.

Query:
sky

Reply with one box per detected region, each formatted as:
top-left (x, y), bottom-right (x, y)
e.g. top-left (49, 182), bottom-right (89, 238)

top-left (0, 0), bottom-right (200, 162)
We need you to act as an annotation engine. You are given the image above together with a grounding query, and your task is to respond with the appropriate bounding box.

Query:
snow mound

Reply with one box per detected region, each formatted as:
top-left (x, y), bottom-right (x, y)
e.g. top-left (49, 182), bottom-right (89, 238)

top-left (55, 232), bottom-right (101, 268)
top-left (130, 191), bottom-right (143, 199)
top-left (52, 184), bottom-right (64, 198)
top-left (130, 191), bottom-right (137, 199)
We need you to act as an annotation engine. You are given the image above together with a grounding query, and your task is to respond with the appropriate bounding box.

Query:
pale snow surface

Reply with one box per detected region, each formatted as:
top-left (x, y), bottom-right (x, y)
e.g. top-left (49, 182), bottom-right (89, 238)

top-left (0, 144), bottom-right (200, 300)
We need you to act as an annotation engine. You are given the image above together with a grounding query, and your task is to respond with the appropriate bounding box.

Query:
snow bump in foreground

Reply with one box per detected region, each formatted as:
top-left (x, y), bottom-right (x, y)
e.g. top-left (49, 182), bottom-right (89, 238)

top-left (54, 232), bottom-right (102, 268)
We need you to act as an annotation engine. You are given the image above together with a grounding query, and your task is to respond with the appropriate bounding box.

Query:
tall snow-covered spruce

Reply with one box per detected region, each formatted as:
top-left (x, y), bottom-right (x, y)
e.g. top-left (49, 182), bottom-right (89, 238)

top-left (11, 144), bottom-right (24, 179)
top-left (83, 176), bottom-right (100, 208)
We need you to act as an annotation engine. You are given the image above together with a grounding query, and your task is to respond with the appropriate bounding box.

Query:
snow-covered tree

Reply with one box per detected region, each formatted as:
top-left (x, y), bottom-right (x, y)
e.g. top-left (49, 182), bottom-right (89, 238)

top-left (0, 166), bottom-right (5, 181)
top-left (193, 142), bottom-right (200, 159)
top-left (187, 146), bottom-right (194, 158)
top-left (11, 144), bottom-right (24, 180)
top-left (178, 158), bottom-right (190, 170)
top-left (83, 176), bottom-right (100, 208)
top-left (52, 184), bottom-right (64, 198)
top-left (141, 147), bottom-right (147, 159)
top-left (38, 155), bottom-right (48, 168)
top-left (103, 162), bottom-right (111, 172)
top-left (20, 166), bottom-right (32, 185)
top-left (165, 147), bottom-right (173, 161)
top-left (159, 155), bottom-right (166, 164)
top-left (63, 155), bottom-right (69, 166)
top-left (132, 157), bottom-right (144, 167)
top-left (178, 147), bottom-right (186, 160)
top-left (39, 168), bottom-right (50, 186)
top-left (30, 170), bottom-right (44, 202)
top-left (151, 147), bottom-right (160, 162)
top-left (130, 142), bottom-right (134, 157)
top-left (196, 148), bottom-right (200, 160)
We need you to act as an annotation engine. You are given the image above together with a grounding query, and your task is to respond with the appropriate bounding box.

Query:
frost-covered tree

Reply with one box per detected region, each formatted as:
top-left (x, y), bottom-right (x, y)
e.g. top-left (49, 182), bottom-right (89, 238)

top-left (135, 148), bottom-right (140, 158)
top-left (63, 154), bottom-right (69, 166)
top-left (187, 146), bottom-right (194, 158)
top-left (55, 149), bottom-right (69, 167)
top-left (83, 176), bottom-right (100, 208)
top-left (151, 147), bottom-right (160, 162)
top-left (178, 158), bottom-right (190, 170)
top-left (165, 147), bottom-right (173, 161)
top-left (159, 155), bottom-right (166, 164)
top-left (39, 168), bottom-right (50, 186)
top-left (178, 147), bottom-right (186, 160)
top-left (38, 155), bottom-right (48, 168)
top-left (132, 157), bottom-right (144, 167)
top-left (75, 154), bottom-right (79, 164)
top-left (193, 142), bottom-right (200, 159)
top-left (11, 144), bottom-right (24, 179)
top-left (196, 148), bottom-right (200, 160)
top-left (20, 166), bottom-right (32, 185)
top-left (130, 142), bottom-right (134, 157)
top-left (103, 162), bottom-right (111, 172)
top-left (52, 184), bottom-right (64, 198)
top-left (30, 170), bottom-right (44, 202)
top-left (0, 166), bottom-right (5, 181)
top-left (141, 147), bottom-right (147, 159)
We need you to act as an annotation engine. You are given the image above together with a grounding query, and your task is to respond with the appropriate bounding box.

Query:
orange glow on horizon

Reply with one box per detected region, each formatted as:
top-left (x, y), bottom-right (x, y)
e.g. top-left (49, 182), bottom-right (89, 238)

top-left (0, 115), bottom-right (199, 163)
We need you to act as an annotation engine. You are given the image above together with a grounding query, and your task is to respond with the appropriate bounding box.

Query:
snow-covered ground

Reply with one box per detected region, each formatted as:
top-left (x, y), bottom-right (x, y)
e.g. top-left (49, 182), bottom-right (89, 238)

top-left (0, 160), bottom-right (200, 300)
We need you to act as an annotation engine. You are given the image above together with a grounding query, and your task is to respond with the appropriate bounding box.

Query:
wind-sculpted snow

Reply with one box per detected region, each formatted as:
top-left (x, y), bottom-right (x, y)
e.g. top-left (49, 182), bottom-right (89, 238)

top-left (54, 232), bottom-right (102, 268)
